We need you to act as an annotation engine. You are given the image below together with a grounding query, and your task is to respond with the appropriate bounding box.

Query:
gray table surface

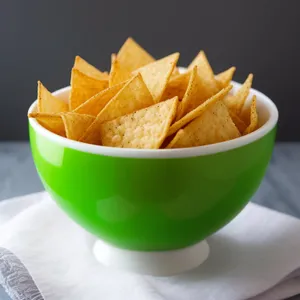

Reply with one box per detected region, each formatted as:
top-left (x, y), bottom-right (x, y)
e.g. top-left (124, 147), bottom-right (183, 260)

top-left (0, 142), bottom-right (299, 300)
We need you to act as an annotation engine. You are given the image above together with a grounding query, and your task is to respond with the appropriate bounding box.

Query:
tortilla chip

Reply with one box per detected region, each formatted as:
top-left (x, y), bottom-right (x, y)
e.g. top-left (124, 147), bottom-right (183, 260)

top-left (243, 95), bottom-right (258, 134)
top-left (80, 74), bottom-right (154, 143)
top-left (134, 53), bottom-right (179, 102)
top-left (187, 51), bottom-right (219, 94)
top-left (111, 53), bottom-right (117, 61)
top-left (70, 68), bottom-right (108, 110)
top-left (167, 101), bottom-right (240, 148)
top-left (223, 74), bottom-right (253, 114)
top-left (166, 129), bottom-right (185, 149)
top-left (223, 94), bottom-right (234, 104)
top-left (73, 82), bottom-right (125, 116)
top-left (61, 112), bottom-right (95, 141)
top-left (162, 71), bottom-right (191, 101)
top-left (117, 37), bottom-right (155, 73)
top-left (160, 134), bottom-right (176, 149)
top-left (177, 66), bottom-right (215, 120)
top-left (230, 111), bottom-right (248, 133)
top-left (90, 97), bottom-right (178, 148)
top-left (109, 54), bottom-right (131, 87)
top-left (171, 68), bottom-right (180, 77)
top-left (96, 73), bottom-right (153, 123)
top-left (74, 56), bottom-right (108, 80)
top-left (37, 81), bottom-right (68, 113)
top-left (216, 67), bottom-right (236, 89)
top-left (168, 85), bottom-right (232, 137)
top-left (28, 112), bottom-right (65, 136)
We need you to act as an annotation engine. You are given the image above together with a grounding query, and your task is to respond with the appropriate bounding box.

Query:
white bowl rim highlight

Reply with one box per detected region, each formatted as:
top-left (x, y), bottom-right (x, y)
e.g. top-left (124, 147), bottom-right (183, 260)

top-left (28, 81), bottom-right (278, 159)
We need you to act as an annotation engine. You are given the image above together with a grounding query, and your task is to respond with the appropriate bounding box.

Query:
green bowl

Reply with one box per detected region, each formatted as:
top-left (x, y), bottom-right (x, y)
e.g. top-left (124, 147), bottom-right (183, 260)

top-left (28, 82), bottom-right (278, 251)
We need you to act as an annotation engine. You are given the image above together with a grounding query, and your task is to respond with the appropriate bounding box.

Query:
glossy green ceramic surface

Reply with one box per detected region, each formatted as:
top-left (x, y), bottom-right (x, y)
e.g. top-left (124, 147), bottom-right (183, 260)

top-left (29, 124), bottom-right (276, 251)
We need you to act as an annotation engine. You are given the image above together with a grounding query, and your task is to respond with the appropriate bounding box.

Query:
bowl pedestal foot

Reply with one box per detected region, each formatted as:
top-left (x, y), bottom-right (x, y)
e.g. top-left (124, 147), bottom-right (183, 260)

top-left (93, 239), bottom-right (210, 276)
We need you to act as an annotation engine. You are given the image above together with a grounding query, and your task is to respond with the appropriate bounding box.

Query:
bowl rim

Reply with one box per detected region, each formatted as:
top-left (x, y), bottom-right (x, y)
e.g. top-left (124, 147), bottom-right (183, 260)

top-left (28, 81), bottom-right (278, 159)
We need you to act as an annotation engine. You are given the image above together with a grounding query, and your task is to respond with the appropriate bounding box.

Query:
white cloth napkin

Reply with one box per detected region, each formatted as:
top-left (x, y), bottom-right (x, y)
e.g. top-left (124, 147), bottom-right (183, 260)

top-left (1, 192), bottom-right (300, 300)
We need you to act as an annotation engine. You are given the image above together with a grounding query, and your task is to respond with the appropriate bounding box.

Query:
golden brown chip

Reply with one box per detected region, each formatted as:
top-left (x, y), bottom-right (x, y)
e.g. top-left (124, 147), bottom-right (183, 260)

top-left (31, 41), bottom-right (257, 150)
top-left (109, 54), bottom-right (131, 87)
top-left (95, 73), bottom-right (153, 123)
top-left (187, 51), bottom-right (219, 94)
top-left (61, 112), bottom-right (95, 141)
top-left (70, 68), bottom-right (108, 110)
top-left (92, 97), bottom-right (178, 148)
top-left (243, 95), bottom-right (258, 135)
top-left (166, 129), bottom-right (185, 149)
top-left (171, 67), bottom-right (180, 77)
top-left (223, 74), bottom-right (253, 114)
top-left (134, 53), bottom-right (179, 102)
top-left (80, 74), bottom-right (154, 143)
top-left (111, 53), bottom-right (117, 61)
top-left (161, 71), bottom-right (191, 101)
top-left (215, 67), bottom-right (236, 89)
top-left (74, 56), bottom-right (108, 80)
top-left (168, 85), bottom-right (232, 137)
top-left (28, 112), bottom-right (65, 136)
top-left (223, 94), bottom-right (234, 104)
top-left (167, 101), bottom-right (240, 148)
top-left (37, 81), bottom-right (68, 113)
top-left (117, 37), bottom-right (155, 73)
top-left (230, 111), bottom-right (248, 133)
top-left (73, 82), bottom-right (126, 116)
top-left (177, 66), bottom-right (215, 120)
top-left (160, 134), bottom-right (176, 149)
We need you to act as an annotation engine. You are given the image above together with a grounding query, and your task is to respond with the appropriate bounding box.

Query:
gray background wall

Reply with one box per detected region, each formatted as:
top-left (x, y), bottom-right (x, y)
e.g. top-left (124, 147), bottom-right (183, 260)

top-left (1, 0), bottom-right (299, 141)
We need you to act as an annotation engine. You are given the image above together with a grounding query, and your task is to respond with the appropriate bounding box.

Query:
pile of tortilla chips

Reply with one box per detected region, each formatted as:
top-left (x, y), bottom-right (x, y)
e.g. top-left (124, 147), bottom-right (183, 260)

top-left (28, 38), bottom-right (259, 149)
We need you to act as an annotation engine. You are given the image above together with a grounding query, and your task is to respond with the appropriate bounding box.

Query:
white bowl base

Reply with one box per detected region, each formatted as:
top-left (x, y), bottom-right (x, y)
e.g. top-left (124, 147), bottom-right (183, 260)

top-left (93, 239), bottom-right (210, 276)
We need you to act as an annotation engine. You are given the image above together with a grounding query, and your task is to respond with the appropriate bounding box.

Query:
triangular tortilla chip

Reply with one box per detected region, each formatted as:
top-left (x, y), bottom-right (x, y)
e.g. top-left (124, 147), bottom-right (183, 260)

top-left (168, 85), bottom-right (232, 137)
top-left (167, 101), bottom-right (240, 148)
top-left (243, 95), bottom-right (258, 135)
top-left (177, 66), bottom-right (216, 120)
top-left (161, 71), bottom-right (191, 101)
top-left (230, 111), bottom-right (247, 133)
top-left (187, 51), bottom-right (219, 95)
top-left (215, 67), bottom-right (236, 89)
top-left (61, 112), bottom-right (95, 141)
top-left (96, 73), bottom-right (153, 123)
top-left (171, 67), bottom-right (180, 77)
top-left (134, 53), bottom-right (179, 102)
top-left (28, 112), bottom-right (65, 136)
top-left (73, 82), bottom-right (126, 116)
top-left (80, 74), bottom-right (154, 143)
top-left (166, 129), bottom-right (185, 149)
top-left (37, 81), bottom-right (68, 113)
top-left (223, 74), bottom-right (253, 114)
top-left (84, 97), bottom-right (178, 148)
top-left (117, 37), bottom-right (155, 73)
top-left (70, 68), bottom-right (108, 110)
top-left (74, 56), bottom-right (108, 80)
top-left (109, 54), bottom-right (131, 87)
